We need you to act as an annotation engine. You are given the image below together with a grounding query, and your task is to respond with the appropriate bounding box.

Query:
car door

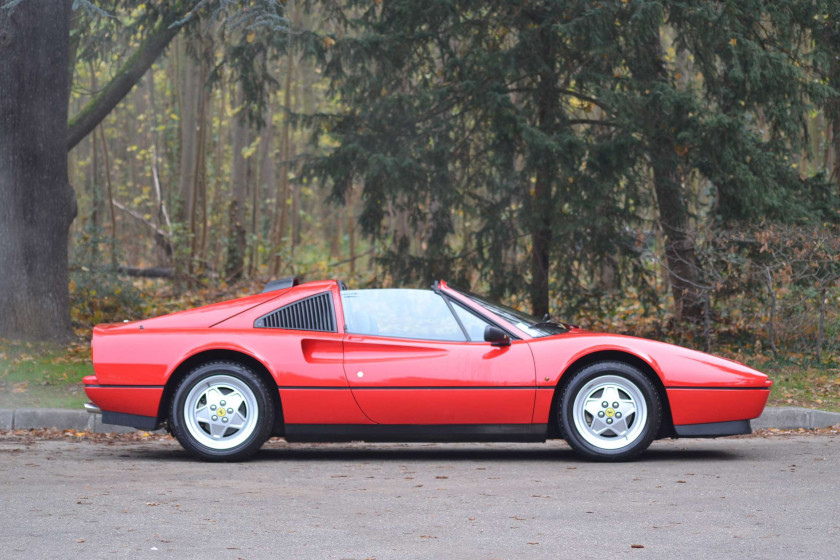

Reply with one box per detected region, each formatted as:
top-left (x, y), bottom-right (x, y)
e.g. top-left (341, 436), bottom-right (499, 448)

top-left (340, 289), bottom-right (536, 424)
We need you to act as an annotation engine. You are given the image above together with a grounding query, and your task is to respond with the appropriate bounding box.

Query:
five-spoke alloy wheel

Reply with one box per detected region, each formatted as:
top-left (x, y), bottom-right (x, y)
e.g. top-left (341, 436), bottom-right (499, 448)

top-left (170, 361), bottom-right (274, 461)
top-left (560, 361), bottom-right (661, 461)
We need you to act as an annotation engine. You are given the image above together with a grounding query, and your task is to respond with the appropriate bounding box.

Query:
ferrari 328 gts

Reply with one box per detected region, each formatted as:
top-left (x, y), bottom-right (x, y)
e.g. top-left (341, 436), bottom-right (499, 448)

top-left (84, 278), bottom-right (772, 461)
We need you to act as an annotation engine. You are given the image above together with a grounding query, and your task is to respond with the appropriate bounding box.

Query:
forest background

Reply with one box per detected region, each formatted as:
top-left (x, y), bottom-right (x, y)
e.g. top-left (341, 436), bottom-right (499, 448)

top-left (0, 0), bottom-right (839, 410)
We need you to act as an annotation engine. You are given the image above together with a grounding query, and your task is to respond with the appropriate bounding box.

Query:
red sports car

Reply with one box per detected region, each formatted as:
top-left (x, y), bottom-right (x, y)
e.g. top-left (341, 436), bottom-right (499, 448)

top-left (84, 278), bottom-right (771, 461)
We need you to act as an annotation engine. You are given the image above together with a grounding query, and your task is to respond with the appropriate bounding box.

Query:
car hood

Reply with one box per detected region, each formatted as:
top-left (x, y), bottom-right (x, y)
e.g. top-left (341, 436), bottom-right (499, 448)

top-left (534, 329), bottom-right (771, 388)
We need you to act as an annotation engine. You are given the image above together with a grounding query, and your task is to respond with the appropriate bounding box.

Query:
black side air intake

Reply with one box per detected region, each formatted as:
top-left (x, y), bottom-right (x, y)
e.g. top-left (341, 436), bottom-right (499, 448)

top-left (254, 292), bottom-right (336, 332)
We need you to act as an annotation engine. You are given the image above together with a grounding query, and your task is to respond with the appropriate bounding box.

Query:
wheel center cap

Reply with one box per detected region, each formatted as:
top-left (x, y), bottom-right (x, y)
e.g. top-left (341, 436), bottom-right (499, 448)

top-left (217, 408), bottom-right (226, 417)
top-left (606, 408), bottom-right (615, 418)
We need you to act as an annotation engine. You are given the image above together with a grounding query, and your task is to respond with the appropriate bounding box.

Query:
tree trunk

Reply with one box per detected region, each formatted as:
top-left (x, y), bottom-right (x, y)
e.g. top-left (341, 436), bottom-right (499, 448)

top-left (0, 0), bottom-right (77, 340)
top-left (291, 144), bottom-right (301, 250)
top-left (226, 84), bottom-right (249, 281)
top-left (177, 37), bottom-right (207, 278)
top-left (528, 27), bottom-right (557, 319)
top-left (144, 72), bottom-right (174, 266)
top-left (191, 54), bottom-right (210, 275)
top-left (178, 38), bottom-right (200, 225)
top-left (817, 287), bottom-right (826, 363)
top-left (653, 162), bottom-right (704, 322)
top-left (348, 184), bottom-right (357, 275)
top-left (828, 97), bottom-right (840, 189)
top-left (627, 22), bottom-right (704, 323)
top-left (270, 49), bottom-right (295, 276)
top-left (822, 35), bottom-right (840, 190)
top-left (252, 106), bottom-right (275, 276)
top-left (98, 125), bottom-right (118, 268)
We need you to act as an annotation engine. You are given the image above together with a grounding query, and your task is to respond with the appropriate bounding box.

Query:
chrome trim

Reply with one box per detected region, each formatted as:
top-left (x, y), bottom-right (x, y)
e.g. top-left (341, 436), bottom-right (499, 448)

top-left (84, 402), bottom-right (101, 414)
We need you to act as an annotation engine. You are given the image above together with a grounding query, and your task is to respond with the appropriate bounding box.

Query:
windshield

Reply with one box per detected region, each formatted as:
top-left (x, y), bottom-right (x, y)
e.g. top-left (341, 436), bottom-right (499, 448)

top-left (450, 286), bottom-right (569, 338)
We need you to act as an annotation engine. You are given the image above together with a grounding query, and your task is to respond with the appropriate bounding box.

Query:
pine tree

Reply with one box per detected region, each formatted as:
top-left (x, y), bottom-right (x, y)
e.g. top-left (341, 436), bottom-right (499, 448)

top-left (311, 1), bottom-right (636, 315)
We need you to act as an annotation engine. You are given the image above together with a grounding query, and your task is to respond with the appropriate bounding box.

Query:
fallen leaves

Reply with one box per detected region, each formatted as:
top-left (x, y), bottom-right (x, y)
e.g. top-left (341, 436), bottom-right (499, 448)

top-left (754, 425), bottom-right (840, 437)
top-left (0, 427), bottom-right (172, 444)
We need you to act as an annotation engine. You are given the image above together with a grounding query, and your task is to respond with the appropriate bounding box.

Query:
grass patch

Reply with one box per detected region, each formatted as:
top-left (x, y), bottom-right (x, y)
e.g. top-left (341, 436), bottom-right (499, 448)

top-left (0, 339), bottom-right (92, 409)
top-left (758, 357), bottom-right (840, 412)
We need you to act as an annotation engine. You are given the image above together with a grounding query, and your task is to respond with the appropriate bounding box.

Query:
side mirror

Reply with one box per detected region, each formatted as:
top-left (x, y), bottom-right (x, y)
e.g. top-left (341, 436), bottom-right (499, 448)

top-left (484, 325), bottom-right (511, 347)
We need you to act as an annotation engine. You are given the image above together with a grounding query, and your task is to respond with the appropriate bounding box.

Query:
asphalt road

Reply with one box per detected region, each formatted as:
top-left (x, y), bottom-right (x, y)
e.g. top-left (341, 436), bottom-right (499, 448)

top-left (0, 434), bottom-right (837, 559)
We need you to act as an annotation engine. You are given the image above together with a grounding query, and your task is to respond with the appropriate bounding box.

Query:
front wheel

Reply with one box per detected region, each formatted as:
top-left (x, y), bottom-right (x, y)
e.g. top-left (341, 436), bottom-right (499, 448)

top-left (170, 361), bottom-right (274, 461)
top-left (559, 361), bottom-right (661, 461)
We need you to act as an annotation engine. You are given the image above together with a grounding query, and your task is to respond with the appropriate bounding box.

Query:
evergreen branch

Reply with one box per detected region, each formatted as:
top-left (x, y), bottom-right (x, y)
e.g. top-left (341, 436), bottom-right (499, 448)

top-left (567, 118), bottom-right (622, 128)
top-left (557, 89), bottom-right (610, 111)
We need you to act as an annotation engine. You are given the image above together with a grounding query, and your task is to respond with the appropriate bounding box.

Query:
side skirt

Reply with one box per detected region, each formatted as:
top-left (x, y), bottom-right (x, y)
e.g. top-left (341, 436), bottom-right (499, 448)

top-left (673, 420), bottom-right (751, 438)
top-left (284, 424), bottom-right (548, 443)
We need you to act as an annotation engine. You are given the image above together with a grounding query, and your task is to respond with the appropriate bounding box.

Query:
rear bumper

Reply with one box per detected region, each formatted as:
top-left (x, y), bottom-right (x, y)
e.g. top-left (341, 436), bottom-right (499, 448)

top-left (673, 419), bottom-right (751, 438)
top-left (84, 402), bottom-right (101, 414)
top-left (83, 401), bottom-right (161, 431)
top-left (84, 376), bottom-right (164, 429)
top-left (84, 380), bottom-right (164, 418)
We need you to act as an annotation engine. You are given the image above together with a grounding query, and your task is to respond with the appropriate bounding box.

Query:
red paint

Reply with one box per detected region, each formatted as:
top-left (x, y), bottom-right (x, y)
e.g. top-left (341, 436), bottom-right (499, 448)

top-left (278, 389), bottom-right (373, 424)
top-left (667, 388), bottom-right (770, 425)
top-left (344, 388), bottom-right (536, 424)
top-left (85, 279), bottom-right (772, 434)
top-left (343, 337), bottom-right (536, 423)
top-left (84, 385), bottom-right (164, 417)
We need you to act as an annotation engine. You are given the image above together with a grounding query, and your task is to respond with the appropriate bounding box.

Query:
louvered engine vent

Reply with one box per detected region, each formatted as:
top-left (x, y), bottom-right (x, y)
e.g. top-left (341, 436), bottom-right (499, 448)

top-left (254, 292), bottom-right (336, 332)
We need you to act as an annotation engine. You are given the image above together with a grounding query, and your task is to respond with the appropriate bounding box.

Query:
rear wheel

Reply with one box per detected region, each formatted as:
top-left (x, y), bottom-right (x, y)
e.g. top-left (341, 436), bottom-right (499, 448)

top-left (170, 361), bottom-right (274, 461)
top-left (559, 361), bottom-right (661, 461)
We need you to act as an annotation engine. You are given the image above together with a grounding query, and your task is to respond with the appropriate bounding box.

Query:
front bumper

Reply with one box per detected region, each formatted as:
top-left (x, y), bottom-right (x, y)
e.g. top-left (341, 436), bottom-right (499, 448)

top-left (666, 387), bottom-right (770, 426)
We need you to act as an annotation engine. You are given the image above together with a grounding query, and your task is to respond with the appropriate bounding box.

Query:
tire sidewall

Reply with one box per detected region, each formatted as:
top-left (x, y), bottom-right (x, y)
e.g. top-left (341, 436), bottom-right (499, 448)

top-left (170, 361), bottom-right (273, 461)
top-left (560, 361), bottom-right (661, 461)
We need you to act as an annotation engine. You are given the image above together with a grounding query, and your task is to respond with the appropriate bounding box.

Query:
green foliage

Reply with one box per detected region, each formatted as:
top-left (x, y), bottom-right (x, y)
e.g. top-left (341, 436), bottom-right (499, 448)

top-left (307, 0), bottom-right (838, 320)
top-left (69, 268), bottom-right (146, 328)
top-left (309, 1), bottom-right (652, 307)
top-left (664, 0), bottom-right (837, 223)
top-left (69, 225), bottom-right (145, 327)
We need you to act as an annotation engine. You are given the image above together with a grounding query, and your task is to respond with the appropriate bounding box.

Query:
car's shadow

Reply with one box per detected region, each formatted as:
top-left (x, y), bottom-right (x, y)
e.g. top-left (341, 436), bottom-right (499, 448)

top-left (124, 440), bottom-right (742, 464)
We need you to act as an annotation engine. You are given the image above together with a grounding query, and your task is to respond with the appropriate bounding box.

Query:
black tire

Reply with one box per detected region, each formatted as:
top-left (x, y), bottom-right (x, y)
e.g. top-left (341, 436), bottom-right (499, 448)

top-left (559, 361), bottom-right (661, 461)
top-left (169, 361), bottom-right (274, 461)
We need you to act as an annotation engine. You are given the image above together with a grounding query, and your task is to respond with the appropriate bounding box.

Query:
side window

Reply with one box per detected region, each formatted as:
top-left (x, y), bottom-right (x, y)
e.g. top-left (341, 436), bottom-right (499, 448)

top-left (451, 302), bottom-right (493, 342)
top-left (341, 289), bottom-right (466, 342)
